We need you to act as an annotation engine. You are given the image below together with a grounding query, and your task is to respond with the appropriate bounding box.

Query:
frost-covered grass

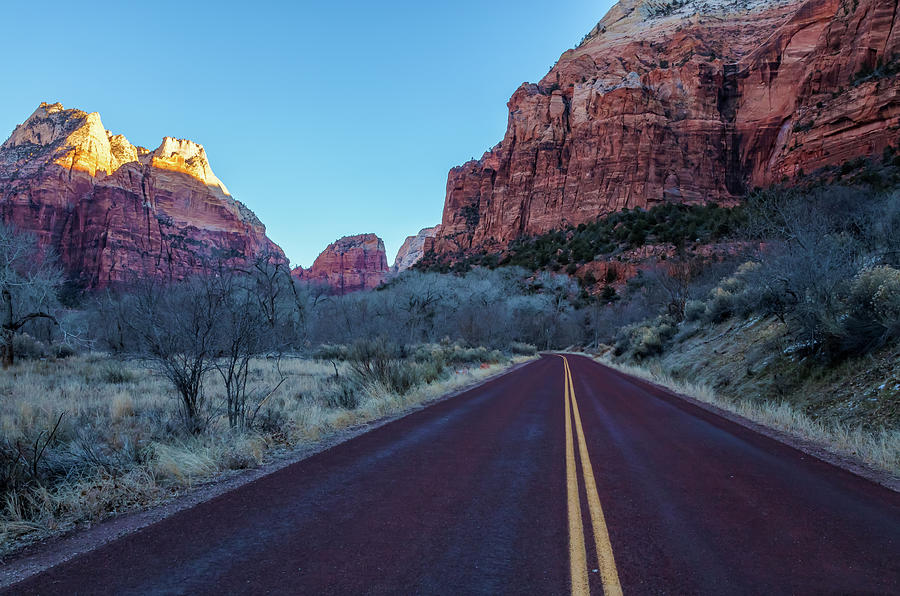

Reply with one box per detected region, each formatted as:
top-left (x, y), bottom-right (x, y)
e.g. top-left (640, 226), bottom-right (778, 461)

top-left (0, 350), bottom-right (531, 554)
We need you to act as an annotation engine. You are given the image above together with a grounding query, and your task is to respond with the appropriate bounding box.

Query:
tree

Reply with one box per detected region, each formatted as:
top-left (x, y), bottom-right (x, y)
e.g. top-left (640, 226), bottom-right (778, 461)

top-left (395, 274), bottom-right (444, 343)
top-left (250, 252), bottom-right (293, 335)
top-left (0, 223), bottom-right (62, 367)
top-left (212, 270), bottom-right (286, 430)
top-left (745, 186), bottom-right (864, 351)
top-left (124, 277), bottom-right (224, 433)
top-left (647, 256), bottom-right (702, 322)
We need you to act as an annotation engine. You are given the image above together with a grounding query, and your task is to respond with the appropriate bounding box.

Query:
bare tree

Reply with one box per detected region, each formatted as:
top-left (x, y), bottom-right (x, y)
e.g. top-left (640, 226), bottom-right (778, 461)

top-left (743, 186), bottom-right (867, 353)
top-left (646, 256), bottom-right (703, 322)
top-left (398, 278), bottom-right (443, 343)
top-left (124, 277), bottom-right (224, 433)
top-left (290, 279), bottom-right (331, 347)
top-left (250, 252), bottom-right (292, 333)
top-left (0, 223), bottom-right (61, 367)
top-left (532, 272), bottom-right (580, 349)
top-left (211, 271), bottom-right (286, 430)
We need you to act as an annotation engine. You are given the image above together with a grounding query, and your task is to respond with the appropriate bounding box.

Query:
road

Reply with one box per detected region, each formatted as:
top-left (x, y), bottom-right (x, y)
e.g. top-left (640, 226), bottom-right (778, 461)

top-left (5, 355), bottom-right (900, 595)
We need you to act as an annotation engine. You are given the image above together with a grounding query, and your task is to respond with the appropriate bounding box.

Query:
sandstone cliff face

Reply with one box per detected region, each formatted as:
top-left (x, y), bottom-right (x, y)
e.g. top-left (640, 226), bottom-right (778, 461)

top-left (393, 226), bottom-right (439, 272)
top-left (293, 233), bottom-right (389, 294)
top-left (0, 102), bottom-right (284, 287)
top-left (435, 0), bottom-right (900, 255)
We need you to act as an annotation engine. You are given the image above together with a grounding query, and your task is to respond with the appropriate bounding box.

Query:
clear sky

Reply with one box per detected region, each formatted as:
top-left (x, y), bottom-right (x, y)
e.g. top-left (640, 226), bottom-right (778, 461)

top-left (1, 1), bottom-right (614, 267)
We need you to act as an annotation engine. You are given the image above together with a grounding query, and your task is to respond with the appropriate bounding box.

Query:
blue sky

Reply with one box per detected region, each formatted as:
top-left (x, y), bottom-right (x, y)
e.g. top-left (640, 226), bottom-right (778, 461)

top-left (1, 1), bottom-right (613, 267)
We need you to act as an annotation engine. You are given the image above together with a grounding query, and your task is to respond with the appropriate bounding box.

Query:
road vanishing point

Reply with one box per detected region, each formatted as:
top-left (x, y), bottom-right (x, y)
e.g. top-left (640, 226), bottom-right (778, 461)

top-left (5, 355), bottom-right (900, 595)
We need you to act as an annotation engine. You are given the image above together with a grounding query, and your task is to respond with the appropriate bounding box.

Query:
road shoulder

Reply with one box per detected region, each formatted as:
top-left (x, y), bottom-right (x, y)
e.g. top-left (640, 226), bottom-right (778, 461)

top-left (577, 354), bottom-right (900, 493)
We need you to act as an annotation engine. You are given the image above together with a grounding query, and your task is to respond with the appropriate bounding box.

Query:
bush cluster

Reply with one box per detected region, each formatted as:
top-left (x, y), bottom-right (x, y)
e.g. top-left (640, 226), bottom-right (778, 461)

top-left (596, 156), bottom-right (900, 364)
top-left (655, 183), bottom-right (900, 361)
top-left (418, 203), bottom-right (746, 278)
top-left (10, 334), bottom-right (75, 361)
top-left (315, 339), bottom-right (512, 410)
top-left (614, 316), bottom-right (678, 360)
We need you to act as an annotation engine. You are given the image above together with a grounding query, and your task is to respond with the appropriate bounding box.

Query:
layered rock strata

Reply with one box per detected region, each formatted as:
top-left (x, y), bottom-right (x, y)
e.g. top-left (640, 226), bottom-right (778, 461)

top-left (435, 0), bottom-right (900, 255)
top-left (0, 102), bottom-right (284, 287)
top-left (293, 233), bottom-right (389, 294)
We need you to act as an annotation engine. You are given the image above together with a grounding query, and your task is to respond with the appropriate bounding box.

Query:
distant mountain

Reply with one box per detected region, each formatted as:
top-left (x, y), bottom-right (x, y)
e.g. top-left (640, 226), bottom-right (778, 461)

top-left (293, 233), bottom-right (389, 294)
top-left (0, 102), bottom-right (285, 287)
top-left (433, 0), bottom-right (900, 257)
top-left (393, 226), bottom-right (439, 272)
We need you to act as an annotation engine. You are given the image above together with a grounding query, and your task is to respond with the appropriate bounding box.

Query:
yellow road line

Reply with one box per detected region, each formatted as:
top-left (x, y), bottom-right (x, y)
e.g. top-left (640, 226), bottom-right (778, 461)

top-left (565, 357), bottom-right (623, 596)
top-left (565, 356), bottom-right (590, 596)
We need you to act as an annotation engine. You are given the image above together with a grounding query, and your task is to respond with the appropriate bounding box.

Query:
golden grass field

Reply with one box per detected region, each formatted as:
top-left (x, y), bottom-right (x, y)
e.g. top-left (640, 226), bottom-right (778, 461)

top-left (0, 351), bottom-right (532, 554)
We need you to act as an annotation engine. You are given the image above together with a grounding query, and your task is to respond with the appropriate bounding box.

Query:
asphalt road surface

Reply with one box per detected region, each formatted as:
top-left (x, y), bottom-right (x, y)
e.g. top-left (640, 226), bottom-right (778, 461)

top-left (6, 355), bottom-right (900, 595)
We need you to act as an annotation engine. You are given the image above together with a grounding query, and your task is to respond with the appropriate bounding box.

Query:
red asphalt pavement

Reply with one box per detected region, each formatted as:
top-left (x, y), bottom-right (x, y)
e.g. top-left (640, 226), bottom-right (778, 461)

top-left (4, 355), bottom-right (899, 595)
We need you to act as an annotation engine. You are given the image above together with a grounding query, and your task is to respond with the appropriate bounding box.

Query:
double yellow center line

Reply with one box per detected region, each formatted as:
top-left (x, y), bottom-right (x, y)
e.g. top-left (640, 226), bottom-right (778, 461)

top-left (561, 356), bottom-right (622, 596)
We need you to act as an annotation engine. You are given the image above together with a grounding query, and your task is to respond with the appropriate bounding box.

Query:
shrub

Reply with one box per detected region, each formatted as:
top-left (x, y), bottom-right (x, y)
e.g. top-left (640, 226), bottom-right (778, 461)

top-left (12, 334), bottom-right (47, 360)
top-left (446, 345), bottom-right (504, 364)
top-left (322, 375), bottom-right (360, 409)
top-left (53, 344), bottom-right (77, 359)
top-left (414, 359), bottom-right (445, 384)
top-left (705, 287), bottom-right (737, 323)
top-left (614, 317), bottom-right (677, 360)
top-left (417, 343), bottom-right (505, 365)
top-left (834, 266), bottom-right (900, 354)
top-left (101, 362), bottom-right (137, 385)
top-left (314, 344), bottom-right (350, 361)
top-left (684, 300), bottom-right (706, 322)
top-left (508, 342), bottom-right (538, 355)
top-left (345, 338), bottom-right (434, 396)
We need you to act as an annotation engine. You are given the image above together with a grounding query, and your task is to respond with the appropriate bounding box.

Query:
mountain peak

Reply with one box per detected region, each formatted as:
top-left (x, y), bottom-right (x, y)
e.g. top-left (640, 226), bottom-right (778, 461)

top-left (2, 102), bottom-right (92, 150)
top-left (394, 226), bottom-right (439, 272)
top-left (294, 234), bottom-right (390, 294)
top-left (1, 103), bottom-right (229, 192)
top-left (0, 102), bottom-right (284, 286)
top-left (150, 136), bottom-right (229, 195)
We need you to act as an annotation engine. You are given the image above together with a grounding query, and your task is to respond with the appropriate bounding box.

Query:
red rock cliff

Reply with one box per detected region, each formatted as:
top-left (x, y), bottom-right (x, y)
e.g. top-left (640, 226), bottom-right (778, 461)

top-left (293, 233), bottom-right (389, 294)
top-left (0, 102), bottom-right (285, 287)
top-left (435, 0), bottom-right (900, 255)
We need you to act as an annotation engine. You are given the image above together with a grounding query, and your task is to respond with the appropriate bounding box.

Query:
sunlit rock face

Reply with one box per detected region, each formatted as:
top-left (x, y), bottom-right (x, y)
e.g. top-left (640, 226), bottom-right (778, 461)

top-left (293, 233), bottom-right (389, 294)
top-left (0, 102), bottom-right (285, 287)
top-left (393, 226), bottom-right (440, 272)
top-left (434, 0), bottom-right (900, 256)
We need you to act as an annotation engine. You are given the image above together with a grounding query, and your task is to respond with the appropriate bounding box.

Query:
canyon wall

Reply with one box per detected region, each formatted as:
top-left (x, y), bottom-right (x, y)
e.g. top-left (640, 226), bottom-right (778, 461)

top-left (434, 0), bottom-right (900, 255)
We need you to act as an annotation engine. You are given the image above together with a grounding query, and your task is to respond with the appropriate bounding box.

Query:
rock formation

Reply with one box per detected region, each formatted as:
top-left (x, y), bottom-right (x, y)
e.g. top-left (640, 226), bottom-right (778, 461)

top-left (0, 102), bottom-right (284, 287)
top-left (434, 0), bottom-right (900, 256)
top-left (393, 226), bottom-right (440, 272)
top-left (293, 233), bottom-right (389, 294)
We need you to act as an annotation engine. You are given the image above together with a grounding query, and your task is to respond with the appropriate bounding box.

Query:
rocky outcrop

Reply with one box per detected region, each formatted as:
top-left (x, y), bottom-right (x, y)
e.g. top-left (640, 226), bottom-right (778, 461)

top-left (434, 0), bottom-right (900, 256)
top-left (293, 233), bottom-right (389, 294)
top-left (0, 102), bottom-right (284, 287)
top-left (393, 226), bottom-right (439, 272)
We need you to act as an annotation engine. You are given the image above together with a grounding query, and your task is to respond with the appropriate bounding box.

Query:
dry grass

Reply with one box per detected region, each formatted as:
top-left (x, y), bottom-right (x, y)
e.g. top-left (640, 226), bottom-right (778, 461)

top-left (0, 351), bottom-right (531, 554)
top-left (596, 356), bottom-right (900, 476)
